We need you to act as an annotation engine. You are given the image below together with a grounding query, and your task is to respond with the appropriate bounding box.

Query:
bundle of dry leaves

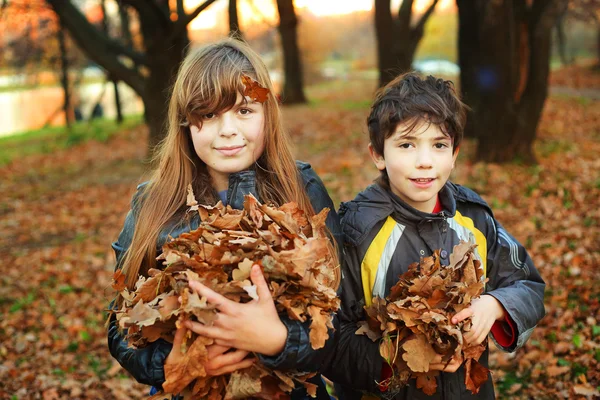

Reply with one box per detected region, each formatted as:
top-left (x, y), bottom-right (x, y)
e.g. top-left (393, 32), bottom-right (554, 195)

top-left (111, 191), bottom-right (340, 399)
top-left (356, 242), bottom-right (491, 395)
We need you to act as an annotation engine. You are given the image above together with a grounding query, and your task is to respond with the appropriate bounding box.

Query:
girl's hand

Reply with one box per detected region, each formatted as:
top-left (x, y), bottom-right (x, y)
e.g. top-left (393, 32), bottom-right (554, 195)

top-left (165, 326), bottom-right (255, 376)
top-left (452, 295), bottom-right (505, 345)
top-left (185, 265), bottom-right (288, 356)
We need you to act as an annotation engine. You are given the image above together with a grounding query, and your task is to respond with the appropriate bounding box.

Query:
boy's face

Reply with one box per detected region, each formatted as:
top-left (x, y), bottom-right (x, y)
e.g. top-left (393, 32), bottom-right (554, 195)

top-left (369, 120), bottom-right (458, 213)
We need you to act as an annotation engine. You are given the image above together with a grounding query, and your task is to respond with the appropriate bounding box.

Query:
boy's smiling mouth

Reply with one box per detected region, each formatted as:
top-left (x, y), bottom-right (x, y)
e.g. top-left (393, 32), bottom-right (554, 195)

top-left (410, 178), bottom-right (435, 188)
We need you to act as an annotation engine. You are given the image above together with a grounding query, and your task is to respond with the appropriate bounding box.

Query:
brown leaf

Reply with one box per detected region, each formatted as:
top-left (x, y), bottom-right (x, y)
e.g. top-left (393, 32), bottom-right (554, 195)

top-left (242, 75), bottom-right (270, 103)
top-left (111, 269), bottom-right (126, 292)
top-left (308, 305), bottom-right (331, 349)
top-left (464, 358), bottom-right (490, 394)
top-left (402, 335), bottom-right (437, 372)
top-left (415, 371), bottom-right (439, 396)
top-left (163, 335), bottom-right (212, 394)
top-left (224, 369), bottom-right (263, 400)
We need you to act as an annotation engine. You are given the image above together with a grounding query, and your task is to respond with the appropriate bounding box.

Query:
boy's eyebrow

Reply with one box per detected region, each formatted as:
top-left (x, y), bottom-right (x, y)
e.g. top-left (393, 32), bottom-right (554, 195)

top-left (393, 134), bottom-right (451, 141)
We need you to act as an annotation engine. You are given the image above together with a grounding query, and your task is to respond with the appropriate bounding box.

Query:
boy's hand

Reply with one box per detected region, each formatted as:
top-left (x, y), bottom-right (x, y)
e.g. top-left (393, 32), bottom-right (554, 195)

top-left (452, 295), bottom-right (505, 345)
top-left (185, 265), bottom-right (288, 356)
top-left (165, 327), bottom-right (255, 376)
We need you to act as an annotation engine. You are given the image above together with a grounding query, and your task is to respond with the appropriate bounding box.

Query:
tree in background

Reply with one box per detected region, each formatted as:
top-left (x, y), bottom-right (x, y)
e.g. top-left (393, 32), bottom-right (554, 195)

top-left (374, 0), bottom-right (439, 87)
top-left (276, 0), bottom-right (307, 104)
top-left (45, 0), bottom-right (217, 154)
top-left (229, 0), bottom-right (243, 39)
top-left (457, 0), bottom-right (568, 164)
top-left (565, 0), bottom-right (600, 67)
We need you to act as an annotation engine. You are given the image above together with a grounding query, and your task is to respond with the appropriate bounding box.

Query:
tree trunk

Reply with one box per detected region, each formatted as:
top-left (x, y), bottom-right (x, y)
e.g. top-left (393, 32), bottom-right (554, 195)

top-left (57, 23), bottom-right (71, 128)
top-left (46, 0), bottom-right (216, 156)
top-left (375, 0), bottom-right (439, 88)
top-left (457, 0), bottom-right (566, 164)
top-left (276, 0), bottom-right (306, 104)
top-left (229, 0), bottom-right (243, 39)
top-left (555, 9), bottom-right (570, 66)
top-left (101, 0), bottom-right (123, 124)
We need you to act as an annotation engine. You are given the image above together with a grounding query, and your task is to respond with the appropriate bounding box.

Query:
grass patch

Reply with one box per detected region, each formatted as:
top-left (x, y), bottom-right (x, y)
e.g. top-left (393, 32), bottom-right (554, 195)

top-left (0, 114), bottom-right (143, 167)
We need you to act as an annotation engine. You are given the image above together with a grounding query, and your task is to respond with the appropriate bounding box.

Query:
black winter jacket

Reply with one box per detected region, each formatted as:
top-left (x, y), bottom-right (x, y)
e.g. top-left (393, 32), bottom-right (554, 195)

top-left (324, 182), bottom-right (545, 400)
top-left (107, 161), bottom-right (341, 397)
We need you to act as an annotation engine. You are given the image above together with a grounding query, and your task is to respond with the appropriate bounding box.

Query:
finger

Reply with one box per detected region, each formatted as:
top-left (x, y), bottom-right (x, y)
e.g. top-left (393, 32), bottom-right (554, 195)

top-left (209, 358), bottom-right (255, 376)
top-left (185, 320), bottom-right (230, 340)
top-left (208, 349), bottom-right (251, 370)
top-left (250, 265), bottom-right (272, 304)
top-left (206, 344), bottom-right (231, 358)
top-left (452, 308), bottom-right (473, 324)
top-left (214, 338), bottom-right (231, 347)
top-left (189, 280), bottom-right (233, 312)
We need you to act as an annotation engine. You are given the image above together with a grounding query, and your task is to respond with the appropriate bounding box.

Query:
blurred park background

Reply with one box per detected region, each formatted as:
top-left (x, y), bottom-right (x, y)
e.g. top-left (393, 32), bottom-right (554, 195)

top-left (0, 0), bottom-right (599, 399)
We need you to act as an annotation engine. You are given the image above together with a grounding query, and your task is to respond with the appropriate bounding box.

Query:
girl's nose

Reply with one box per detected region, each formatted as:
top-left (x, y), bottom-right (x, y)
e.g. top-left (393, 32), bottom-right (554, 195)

top-left (219, 113), bottom-right (237, 137)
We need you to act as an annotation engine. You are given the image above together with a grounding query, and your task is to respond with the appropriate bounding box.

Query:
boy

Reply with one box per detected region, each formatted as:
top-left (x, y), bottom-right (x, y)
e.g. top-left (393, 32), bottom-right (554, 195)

top-left (325, 73), bottom-right (545, 399)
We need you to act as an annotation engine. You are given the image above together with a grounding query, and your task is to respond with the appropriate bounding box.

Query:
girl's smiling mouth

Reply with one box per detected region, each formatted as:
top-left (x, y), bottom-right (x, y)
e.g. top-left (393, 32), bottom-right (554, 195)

top-left (215, 145), bottom-right (245, 156)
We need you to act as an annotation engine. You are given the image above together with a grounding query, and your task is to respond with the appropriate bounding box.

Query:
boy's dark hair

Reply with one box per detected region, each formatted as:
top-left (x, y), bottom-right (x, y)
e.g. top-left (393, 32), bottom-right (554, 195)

top-left (367, 72), bottom-right (467, 187)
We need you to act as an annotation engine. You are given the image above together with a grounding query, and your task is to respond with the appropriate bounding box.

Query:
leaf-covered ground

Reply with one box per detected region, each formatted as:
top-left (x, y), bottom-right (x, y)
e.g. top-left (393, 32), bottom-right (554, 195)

top-left (1, 66), bottom-right (598, 399)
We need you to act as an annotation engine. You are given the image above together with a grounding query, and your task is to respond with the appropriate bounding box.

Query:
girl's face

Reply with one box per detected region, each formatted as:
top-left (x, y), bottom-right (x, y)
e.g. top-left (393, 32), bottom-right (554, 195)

top-left (190, 94), bottom-right (266, 192)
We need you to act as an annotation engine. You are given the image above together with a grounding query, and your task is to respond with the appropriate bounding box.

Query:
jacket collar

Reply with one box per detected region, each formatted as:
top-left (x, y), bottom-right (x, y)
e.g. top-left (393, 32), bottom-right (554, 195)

top-left (340, 182), bottom-right (457, 247)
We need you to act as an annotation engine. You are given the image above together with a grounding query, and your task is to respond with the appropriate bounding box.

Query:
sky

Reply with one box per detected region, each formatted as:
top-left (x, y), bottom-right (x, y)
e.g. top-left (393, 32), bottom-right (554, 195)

top-left (188, 0), bottom-right (454, 30)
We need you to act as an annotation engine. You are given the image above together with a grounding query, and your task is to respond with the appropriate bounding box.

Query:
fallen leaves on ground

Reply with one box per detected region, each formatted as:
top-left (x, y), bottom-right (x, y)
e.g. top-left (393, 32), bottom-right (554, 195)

top-left (357, 242), bottom-right (490, 395)
top-left (0, 66), bottom-right (598, 399)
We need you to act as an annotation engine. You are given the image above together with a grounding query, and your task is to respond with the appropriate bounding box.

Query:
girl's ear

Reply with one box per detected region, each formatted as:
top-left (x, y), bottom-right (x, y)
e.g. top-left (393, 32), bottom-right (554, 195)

top-left (452, 146), bottom-right (460, 169)
top-left (368, 143), bottom-right (386, 171)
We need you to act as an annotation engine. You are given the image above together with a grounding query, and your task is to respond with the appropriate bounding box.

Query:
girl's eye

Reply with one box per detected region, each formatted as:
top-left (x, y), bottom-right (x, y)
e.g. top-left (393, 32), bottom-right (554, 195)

top-left (239, 108), bottom-right (252, 115)
top-left (203, 112), bottom-right (216, 120)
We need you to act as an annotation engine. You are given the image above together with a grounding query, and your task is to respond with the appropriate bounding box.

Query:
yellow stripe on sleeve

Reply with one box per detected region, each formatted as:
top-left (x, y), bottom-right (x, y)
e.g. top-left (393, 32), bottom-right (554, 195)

top-left (453, 210), bottom-right (487, 276)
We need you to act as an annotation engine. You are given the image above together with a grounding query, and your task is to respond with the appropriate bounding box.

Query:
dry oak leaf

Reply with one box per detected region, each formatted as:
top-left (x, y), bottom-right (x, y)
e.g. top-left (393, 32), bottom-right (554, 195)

top-left (163, 335), bottom-right (213, 394)
top-left (242, 75), bottom-right (270, 103)
top-left (464, 358), bottom-right (490, 395)
top-left (415, 371), bottom-right (438, 396)
top-left (402, 335), bottom-right (437, 372)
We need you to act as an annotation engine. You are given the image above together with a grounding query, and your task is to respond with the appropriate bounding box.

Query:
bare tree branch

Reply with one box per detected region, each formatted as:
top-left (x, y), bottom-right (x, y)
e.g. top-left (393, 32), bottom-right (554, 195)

top-left (172, 0), bottom-right (217, 38)
top-left (414, 0), bottom-right (439, 34)
top-left (45, 0), bottom-right (145, 94)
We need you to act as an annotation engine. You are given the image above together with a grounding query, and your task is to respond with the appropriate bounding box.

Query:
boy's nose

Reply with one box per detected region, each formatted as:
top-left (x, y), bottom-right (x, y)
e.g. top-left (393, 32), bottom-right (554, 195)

top-left (415, 149), bottom-right (433, 168)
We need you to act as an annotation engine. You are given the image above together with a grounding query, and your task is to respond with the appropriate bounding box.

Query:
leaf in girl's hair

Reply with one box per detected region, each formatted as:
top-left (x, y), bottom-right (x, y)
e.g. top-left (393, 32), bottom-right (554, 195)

top-left (242, 75), bottom-right (270, 103)
top-left (415, 371), bottom-right (439, 396)
top-left (163, 335), bottom-right (212, 395)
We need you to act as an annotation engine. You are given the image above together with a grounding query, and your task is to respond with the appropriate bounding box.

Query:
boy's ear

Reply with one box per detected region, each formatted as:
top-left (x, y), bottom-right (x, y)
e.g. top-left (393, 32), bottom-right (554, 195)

top-left (368, 143), bottom-right (386, 171)
top-left (452, 146), bottom-right (460, 169)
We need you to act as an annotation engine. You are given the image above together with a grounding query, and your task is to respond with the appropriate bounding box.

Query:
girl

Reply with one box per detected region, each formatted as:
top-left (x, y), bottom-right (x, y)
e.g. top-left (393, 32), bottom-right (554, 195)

top-left (107, 39), bottom-right (341, 399)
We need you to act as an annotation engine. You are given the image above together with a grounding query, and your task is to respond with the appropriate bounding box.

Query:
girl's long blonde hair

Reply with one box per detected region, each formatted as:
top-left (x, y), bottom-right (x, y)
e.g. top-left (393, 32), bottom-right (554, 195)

top-left (117, 39), bottom-right (339, 304)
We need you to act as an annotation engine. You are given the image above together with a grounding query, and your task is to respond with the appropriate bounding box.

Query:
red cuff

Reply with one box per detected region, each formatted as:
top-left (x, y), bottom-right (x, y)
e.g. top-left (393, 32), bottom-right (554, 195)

top-left (379, 362), bottom-right (393, 392)
top-left (490, 313), bottom-right (517, 347)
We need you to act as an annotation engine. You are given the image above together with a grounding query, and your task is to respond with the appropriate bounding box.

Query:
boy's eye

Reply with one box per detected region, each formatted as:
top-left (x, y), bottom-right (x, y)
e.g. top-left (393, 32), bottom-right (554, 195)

top-left (399, 143), bottom-right (412, 149)
top-left (434, 143), bottom-right (449, 149)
